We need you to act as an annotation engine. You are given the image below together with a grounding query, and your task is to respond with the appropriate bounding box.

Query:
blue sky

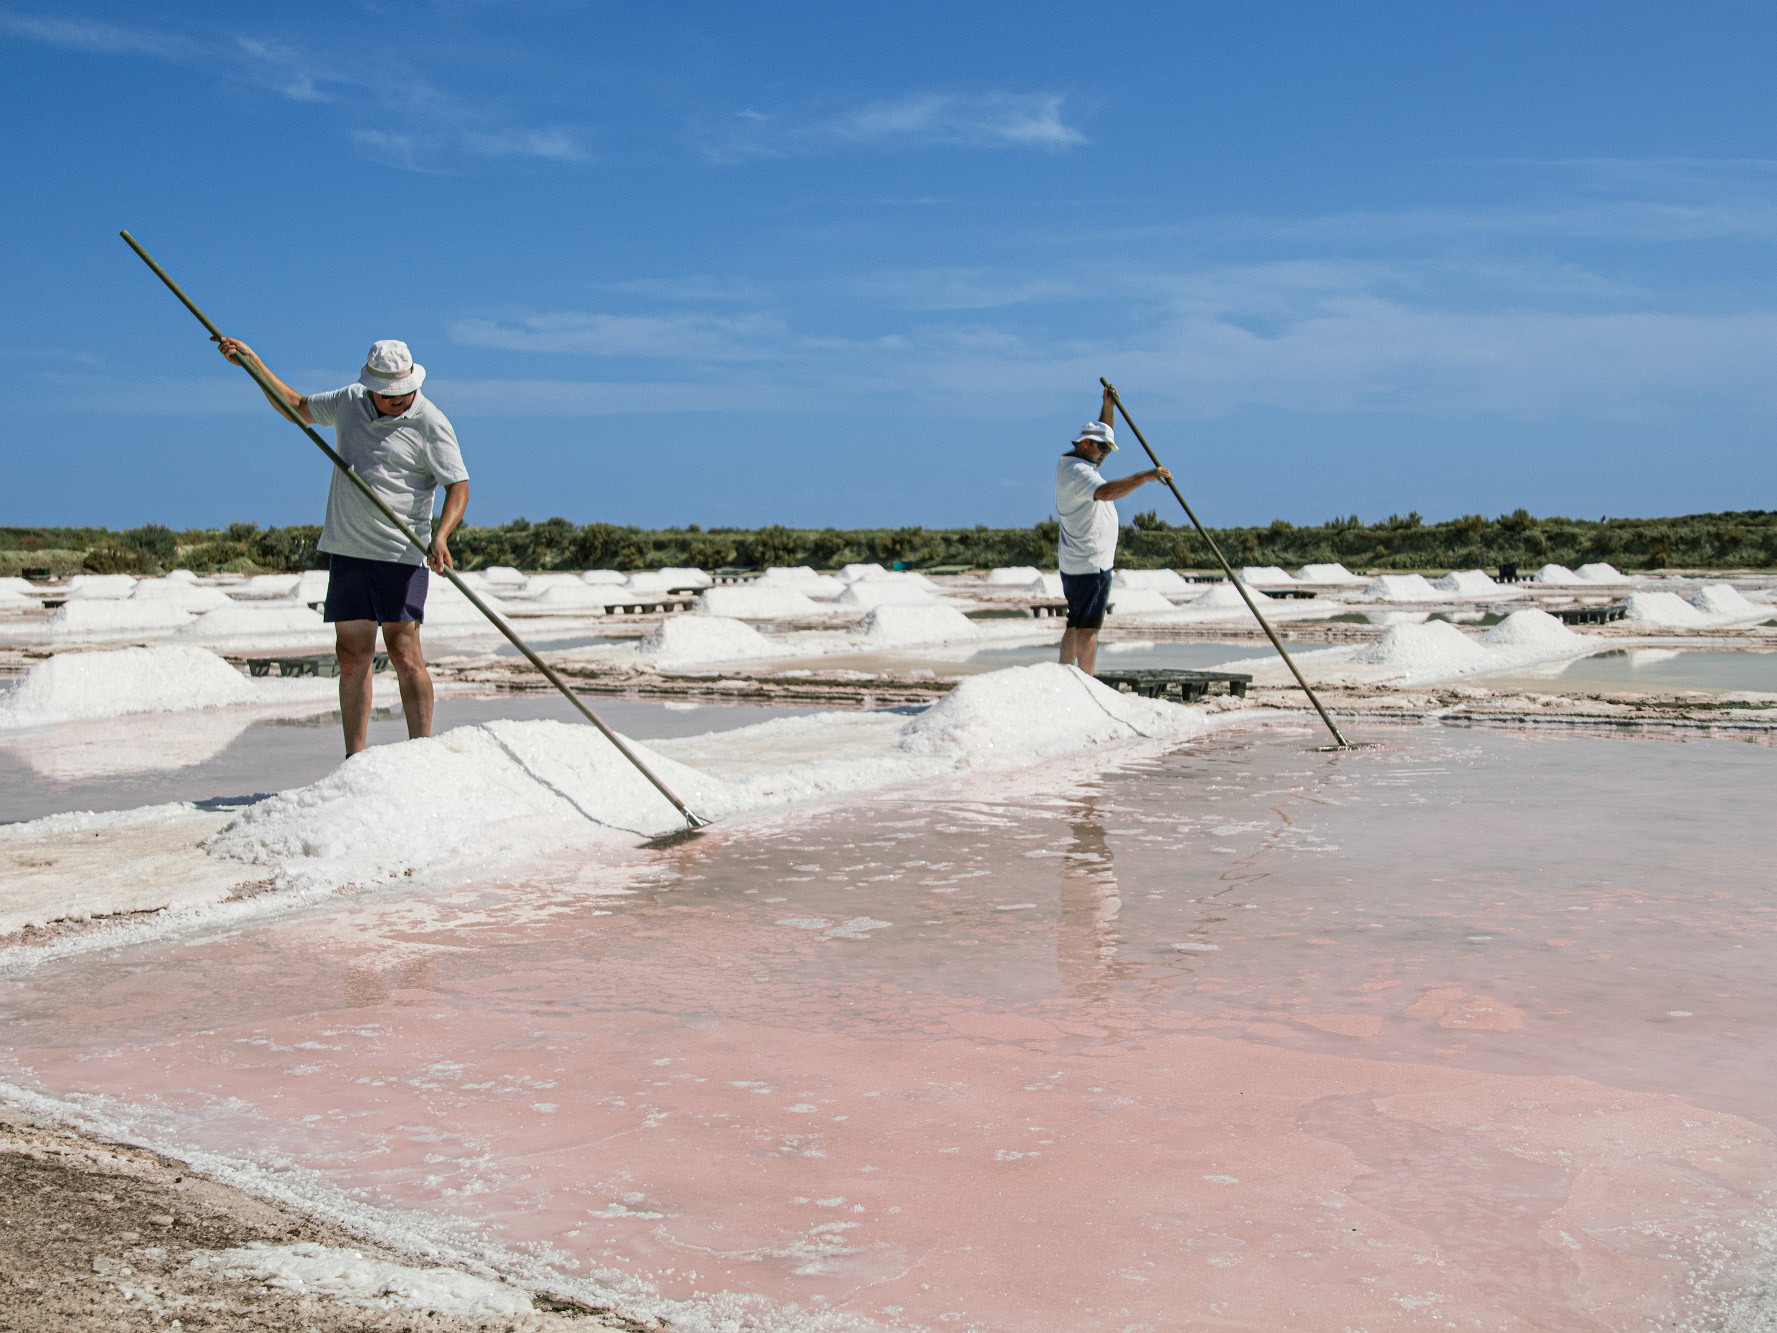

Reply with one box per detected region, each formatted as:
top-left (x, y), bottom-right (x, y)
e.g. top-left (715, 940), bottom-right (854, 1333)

top-left (3, 1), bottom-right (1775, 531)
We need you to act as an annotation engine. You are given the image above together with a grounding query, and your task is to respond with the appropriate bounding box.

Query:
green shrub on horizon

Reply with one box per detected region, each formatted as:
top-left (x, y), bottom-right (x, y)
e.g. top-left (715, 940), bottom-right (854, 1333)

top-left (3, 508), bottom-right (1774, 575)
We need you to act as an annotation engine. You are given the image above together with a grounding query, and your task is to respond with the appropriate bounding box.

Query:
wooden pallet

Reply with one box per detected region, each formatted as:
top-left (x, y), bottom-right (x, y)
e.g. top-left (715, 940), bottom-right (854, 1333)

top-left (1094, 668), bottom-right (1252, 702)
top-left (243, 652), bottom-right (390, 678)
top-left (1555, 604), bottom-right (1627, 625)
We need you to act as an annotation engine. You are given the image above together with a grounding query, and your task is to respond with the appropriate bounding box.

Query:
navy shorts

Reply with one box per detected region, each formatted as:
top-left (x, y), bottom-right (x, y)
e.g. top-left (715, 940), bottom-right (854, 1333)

top-left (1060, 570), bottom-right (1113, 630)
top-left (323, 554), bottom-right (428, 625)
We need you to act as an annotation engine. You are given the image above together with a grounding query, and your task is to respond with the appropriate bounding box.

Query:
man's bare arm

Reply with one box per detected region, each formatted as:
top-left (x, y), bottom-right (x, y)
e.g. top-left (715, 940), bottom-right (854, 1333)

top-left (1095, 467), bottom-right (1170, 502)
top-left (429, 481), bottom-right (469, 573)
top-left (213, 337), bottom-right (314, 425)
top-left (1099, 384), bottom-right (1116, 429)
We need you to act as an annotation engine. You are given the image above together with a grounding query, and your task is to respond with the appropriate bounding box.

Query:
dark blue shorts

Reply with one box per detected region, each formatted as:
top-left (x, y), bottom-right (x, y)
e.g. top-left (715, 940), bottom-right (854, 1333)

top-left (1060, 569), bottom-right (1113, 630)
top-left (324, 554), bottom-right (428, 625)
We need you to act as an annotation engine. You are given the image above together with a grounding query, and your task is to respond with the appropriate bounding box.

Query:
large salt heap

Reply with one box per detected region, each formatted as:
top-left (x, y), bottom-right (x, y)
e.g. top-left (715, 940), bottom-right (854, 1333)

top-left (836, 579), bottom-right (942, 609)
top-left (43, 600), bottom-right (195, 636)
top-left (860, 604), bottom-right (979, 644)
top-left (640, 614), bottom-right (774, 668)
top-left (1107, 588), bottom-right (1175, 614)
top-left (1359, 574), bottom-right (1444, 603)
top-left (1433, 569), bottom-right (1500, 595)
top-left (177, 605), bottom-right (328, 642)
top-left (0, 646), bottom-right (255, 727)
top-left (987, 566), bottom-right (1043, 586)
top-left (64, 574), bottom-right (138, 600)
top-left (696, 585), bottom-right (827, 618)
top-left (1295, 563), bottom-right (1365, 585)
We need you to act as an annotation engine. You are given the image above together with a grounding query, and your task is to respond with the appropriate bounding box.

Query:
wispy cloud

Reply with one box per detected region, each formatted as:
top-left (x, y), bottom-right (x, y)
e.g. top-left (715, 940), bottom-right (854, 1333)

top-left (702, 91), bottom-right (1086, 162)
top-left (452, 311), bottom-right (791, 361)
top-left (0, 9), bottom-right (587, 170)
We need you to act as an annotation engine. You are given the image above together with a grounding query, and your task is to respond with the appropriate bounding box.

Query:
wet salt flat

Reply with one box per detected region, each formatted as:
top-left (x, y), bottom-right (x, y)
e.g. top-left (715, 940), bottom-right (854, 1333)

top-left (4, 723), bottom-right (1774, 1330)
top-left (0, 696), bottom-right (823, 824)
top-left (1479, 647), bottom-right (1777, 696)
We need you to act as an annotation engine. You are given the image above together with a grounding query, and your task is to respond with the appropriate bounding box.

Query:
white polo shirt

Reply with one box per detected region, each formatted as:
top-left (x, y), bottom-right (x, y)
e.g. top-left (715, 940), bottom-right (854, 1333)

top-left (308, 386), bottom-right (469, 566)
top-left (1054, 453), bottom-right (1119, 575)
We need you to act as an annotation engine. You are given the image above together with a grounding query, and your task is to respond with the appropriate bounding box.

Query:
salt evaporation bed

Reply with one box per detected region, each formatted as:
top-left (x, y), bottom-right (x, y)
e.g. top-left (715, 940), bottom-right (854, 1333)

top-left (1107, 587), bottom-right (1175, 614)
top-left (205, 664), bottom-right (1206, 883)
top-left (177, 605), bottom-right (328, 641)
top-left (640, 614), bottom-right (772, 668)
top-left (987, 565), bottom-right (1043, 585)
top-left (42, 600), bottom-right (195, 635)
top-left (835, 580), bottom-right (942, 609)
top-left (9, 727), bottom-right (1777, 1331)
top-left (1434, 568), bottom-right (1500, 594)
top-left (64, 573), bottom-right (138, 599)
top-left (859, 603), bottom-right (979, 644)
top-left (0, 646), bottom-right (348, 735)
top-left (695, 585), bottom-right (828, 618)
top-left (1359, 573), bottom-right (1443, 602)
top-left (1112, 568), bottom-right (1189, 593)
top-left (129, 580), bottom-right (233, 611)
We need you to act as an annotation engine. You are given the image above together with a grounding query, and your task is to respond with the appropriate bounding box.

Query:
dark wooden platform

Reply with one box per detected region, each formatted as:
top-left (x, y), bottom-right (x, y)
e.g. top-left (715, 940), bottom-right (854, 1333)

top-left (1264, 588), bottom-right (1320, 599)
top-left (244, 652), bottom-right (389, 678)
top-left (1095, 668), bottom-right (1252, 702)
top-left (1555, 604), bottom-right (1627, 625)
top-left (599, 595), bottom-right (700, 615)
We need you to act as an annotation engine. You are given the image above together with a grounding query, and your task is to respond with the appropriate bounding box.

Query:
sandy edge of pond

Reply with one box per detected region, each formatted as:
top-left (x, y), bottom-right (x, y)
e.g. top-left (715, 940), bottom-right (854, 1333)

top-left (0, 1105), bottom-right (632, 1332)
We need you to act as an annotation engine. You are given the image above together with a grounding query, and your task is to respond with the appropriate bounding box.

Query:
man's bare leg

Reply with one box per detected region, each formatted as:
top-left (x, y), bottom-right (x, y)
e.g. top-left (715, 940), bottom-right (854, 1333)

top-left (381, 620), bottom-right (433, 740)
top-left (335, 619), bottom-right (379, 755)
top-left (1059, 627), bottom-right (1100, 675)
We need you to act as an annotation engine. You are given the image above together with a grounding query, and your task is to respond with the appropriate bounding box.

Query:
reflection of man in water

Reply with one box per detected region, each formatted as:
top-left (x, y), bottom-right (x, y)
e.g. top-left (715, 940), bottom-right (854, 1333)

top-left (1056, 795), bottom-right (1124, 1004)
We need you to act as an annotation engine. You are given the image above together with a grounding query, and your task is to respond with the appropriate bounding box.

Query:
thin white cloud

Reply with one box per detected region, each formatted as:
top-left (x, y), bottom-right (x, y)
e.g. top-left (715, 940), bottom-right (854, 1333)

top-left (451, 311), bottom-right (790, 361)
top-left (0, 9), bottom-right (586, 171)
top-left (704, 91), bottom-right (1086, 161)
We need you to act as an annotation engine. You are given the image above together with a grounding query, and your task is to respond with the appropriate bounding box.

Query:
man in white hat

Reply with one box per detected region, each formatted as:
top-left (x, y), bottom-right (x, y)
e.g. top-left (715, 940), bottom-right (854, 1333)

top-left (1053, 386), bottom-right (1171, 675)
top-left (213, 335), bottom-right (469, 756)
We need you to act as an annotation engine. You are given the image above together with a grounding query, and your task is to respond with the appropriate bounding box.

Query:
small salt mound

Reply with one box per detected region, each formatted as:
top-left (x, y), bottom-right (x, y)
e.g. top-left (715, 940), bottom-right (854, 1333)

top-left (860, 604), bottom-right (979, 644)
top-left (836, 580), bottom-right (940, 609)
top-left (1113, 568), bottom-right (1189, 593)
top-left (1477, 608), bottom-right (1582, 649)
top-left (164, 568), bottom-right (200, 584)
top-left (622, 570), bottom-right (676, 594)
top-left (1533, 564), bottom-right (1582, 585)
top-left (1190, 584), bottom-right (1270, 609)
top-left (1025, 572), bottom-right (1064, 596)
top-left (1360, 574), bottom-right (1443, 603)
top-left (289, 570), bottom-right (330, 604)
top-left (0, 646), bottom-right (254, 727)
top-left (759, 566), bottom-right (818, 581)
top-left (0, 588), bottom-right (39, 606)
top-left (0, 577), bottom-right (41, 595)
top-left (1691, 583), bottom-right (1765, 619)
top-left (987, 566), bottom-right (1043, 586)
top-left (580, 568), bottom-right (628, 585)
top-left (900, 663), bottom-right (1202, 763)
top-left (1620, 591), bottom-right (1710, 627)
top-left (517, 572), bottom-right (584, 595)
top-left (658, 566), bottom-right (714, 587)
top-left (1434, 569), bottom-right (1499, 594)
top-left (178, 605), bottom-right (327, 639)
top-left (64, 574), bottom-right (138, 600)
top-left (237, 573), bottom-right (302, 597)
top-left (129, 579), bottom-right (233, 612)
top-left (1295, 563), bottom-right (1363, 584)
top-left (1108, 587), bottom-right (1175, 614)
top-left (1575, 562), bottom-right (1629, 583)
top-left (46, 600), bottom-right (194, 634)
top-left (1348, 621), bottom-right (1495, 675)
top-left (188, 1243), bottom-right (534, 1320)
top-left (855, 569), bottom-right (937, 591)
top-left (1240, 566), bottom-right (1293, 586)
top-left (755, 567), bottom-right (845, 598)
top-left (481, 565), bottom-right (527, 586)
top-left (642, 614), bottom-right (773, 667)
top-left (838, 562), bottom-right (888, 582)
top-left (531, 583), bottom-right (612, 608)
top-left (696, 585), bottom-right (826, 618)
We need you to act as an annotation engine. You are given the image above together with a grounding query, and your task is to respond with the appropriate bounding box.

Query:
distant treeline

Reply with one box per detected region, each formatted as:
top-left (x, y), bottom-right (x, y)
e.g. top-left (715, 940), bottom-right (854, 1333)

top-left (3, 508), bottom-right (1774, 577)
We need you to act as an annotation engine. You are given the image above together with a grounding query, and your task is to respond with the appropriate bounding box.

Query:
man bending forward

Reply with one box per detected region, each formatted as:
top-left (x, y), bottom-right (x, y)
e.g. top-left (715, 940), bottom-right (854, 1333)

top-left (1053, 386), bottom-right (1170, 676)
top-left (215, 336), bottom-right (469, 756)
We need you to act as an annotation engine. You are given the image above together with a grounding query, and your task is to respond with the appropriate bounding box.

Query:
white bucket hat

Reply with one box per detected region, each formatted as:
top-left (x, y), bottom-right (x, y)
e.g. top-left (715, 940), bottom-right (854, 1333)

top-left (358, 339), bottom-right (426, 396)
top-left (1073, 420), bottom-right (1116, 451)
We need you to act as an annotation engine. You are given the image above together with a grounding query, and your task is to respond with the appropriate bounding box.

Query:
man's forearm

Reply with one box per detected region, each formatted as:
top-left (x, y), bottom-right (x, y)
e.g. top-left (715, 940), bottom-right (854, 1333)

top-left (1095, 473), bottom-right (1158, 502)
top-left (436, 482), bottom-right (469, 543)
top-left (237, 351), bottom-right (305, 421)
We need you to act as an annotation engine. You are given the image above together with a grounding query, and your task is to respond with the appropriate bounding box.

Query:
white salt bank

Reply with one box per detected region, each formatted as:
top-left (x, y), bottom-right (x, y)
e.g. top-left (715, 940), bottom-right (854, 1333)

top-left (640, 614), bottom-right (772, 668)
top-left (188, 1243), bottom-right (535, 1319)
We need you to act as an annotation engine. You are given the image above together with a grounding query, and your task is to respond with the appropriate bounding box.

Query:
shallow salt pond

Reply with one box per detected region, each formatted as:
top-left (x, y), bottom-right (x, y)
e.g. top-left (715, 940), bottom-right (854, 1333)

top-left (0, 696), bottom-right (824, 824)
top-left (1479, 646), bottom-right (1777, 695)
top-left (3, 723), bottom-right (1773, 1329)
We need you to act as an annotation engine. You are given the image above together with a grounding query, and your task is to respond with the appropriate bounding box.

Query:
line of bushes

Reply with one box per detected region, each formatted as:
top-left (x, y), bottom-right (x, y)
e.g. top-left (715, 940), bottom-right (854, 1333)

top-left (3, 508), bottom-right (1774, 577)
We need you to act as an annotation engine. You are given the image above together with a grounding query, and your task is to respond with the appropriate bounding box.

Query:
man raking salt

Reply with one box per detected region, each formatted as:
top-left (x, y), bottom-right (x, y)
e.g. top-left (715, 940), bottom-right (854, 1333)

top-left (213, 336), bottom-right (469, 756)
top-left (1054, 386), bottom-right (1172, 675)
